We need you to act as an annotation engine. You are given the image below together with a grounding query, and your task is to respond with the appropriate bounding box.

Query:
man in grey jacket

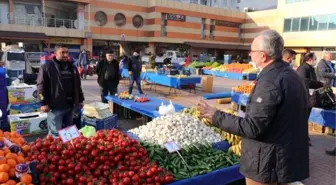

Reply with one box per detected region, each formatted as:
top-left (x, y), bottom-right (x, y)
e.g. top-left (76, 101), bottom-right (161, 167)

top-left (317, 52), bottom-right (336, 87)
top-left (78, 49), bottom-right (90, 80)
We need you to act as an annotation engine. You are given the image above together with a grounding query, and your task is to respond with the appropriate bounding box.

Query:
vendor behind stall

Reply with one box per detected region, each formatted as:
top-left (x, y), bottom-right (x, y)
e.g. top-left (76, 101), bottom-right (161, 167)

top-left (96, 49), bottom-right (120, 103)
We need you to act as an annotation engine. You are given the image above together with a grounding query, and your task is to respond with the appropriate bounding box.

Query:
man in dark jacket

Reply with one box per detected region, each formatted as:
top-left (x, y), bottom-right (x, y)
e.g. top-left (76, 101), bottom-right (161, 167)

top-left (128, 51), bottom-right (143, 94)
top-left (96, 49), bottom-right (120, 103)
top-left (317, 52), bottom-right (336, 87)
top-left (282, 49), bottom-right (297, 69)
top-left (37, 44), bottom-right (84, 137)
top-left (198, 30), bottom-right (309, 185)
top-left (78, 49), bottom-right (89, 80)
top-left (296, 52), bottom-right (324, 146)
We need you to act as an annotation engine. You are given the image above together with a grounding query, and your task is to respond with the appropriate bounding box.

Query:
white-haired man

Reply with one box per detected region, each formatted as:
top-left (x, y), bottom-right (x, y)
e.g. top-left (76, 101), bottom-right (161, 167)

top-left (128, 50), bottom-right (143, 94)
top-left (198, 30), bottom-right (309, 185)
top-left (317, 52), bottom-right (336, 87)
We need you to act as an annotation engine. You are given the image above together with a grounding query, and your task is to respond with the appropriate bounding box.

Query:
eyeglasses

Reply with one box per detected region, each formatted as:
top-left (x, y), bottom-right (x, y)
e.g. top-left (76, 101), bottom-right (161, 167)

top-left (250, 50), bottom-right (265, 53)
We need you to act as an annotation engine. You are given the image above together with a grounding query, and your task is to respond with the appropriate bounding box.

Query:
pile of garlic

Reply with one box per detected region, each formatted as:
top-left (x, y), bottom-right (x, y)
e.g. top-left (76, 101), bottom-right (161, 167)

top-left (129, 113), bottom-right (221, 147)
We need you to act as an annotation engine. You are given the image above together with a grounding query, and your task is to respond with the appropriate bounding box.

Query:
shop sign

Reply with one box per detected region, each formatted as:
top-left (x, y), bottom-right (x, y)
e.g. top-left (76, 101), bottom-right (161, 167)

top-left (325, 48), bottom-right (336, 51)
top-left (50, 37), bottom-right (81, 45)
top-left (167, 14), bottom-right (186, 22)
top-left (215, 20), bottom-right (240, 28)
top-left (120, 34), bottom-right (126, 41)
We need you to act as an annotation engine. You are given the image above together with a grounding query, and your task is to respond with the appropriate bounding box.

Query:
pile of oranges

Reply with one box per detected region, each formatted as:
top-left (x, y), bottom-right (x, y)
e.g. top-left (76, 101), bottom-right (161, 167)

top-left (232, 83), bottom-right (255, 94)
top-left (0, 131), bottom-right (33, 185)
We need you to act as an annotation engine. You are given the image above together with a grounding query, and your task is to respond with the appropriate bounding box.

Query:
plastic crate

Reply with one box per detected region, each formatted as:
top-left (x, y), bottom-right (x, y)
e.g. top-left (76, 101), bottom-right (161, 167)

top-left (81, 114), bottom-right (117, 130)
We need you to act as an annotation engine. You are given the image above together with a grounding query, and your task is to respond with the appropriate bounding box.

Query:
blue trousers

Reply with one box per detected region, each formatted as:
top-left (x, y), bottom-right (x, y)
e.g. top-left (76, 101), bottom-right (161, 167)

top-left (129, 75), bottom-right (143, 94)
top-left (47, 108), bottom-right (74, 137)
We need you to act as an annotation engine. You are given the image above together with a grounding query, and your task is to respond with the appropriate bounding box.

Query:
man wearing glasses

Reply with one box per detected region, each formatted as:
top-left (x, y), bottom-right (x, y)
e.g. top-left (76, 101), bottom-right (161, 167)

top-left (198, 30), bottom-right (309, 185)
top-left (37, 44), bottom-right (84, 137)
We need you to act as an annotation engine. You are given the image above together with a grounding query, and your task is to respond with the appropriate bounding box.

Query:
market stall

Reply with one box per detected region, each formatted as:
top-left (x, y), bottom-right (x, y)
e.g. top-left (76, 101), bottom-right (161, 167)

top-left (105, 94), bottom-right (185, 118)
top-left (121, 69), bottom-right (201, 94)
top-left (202, 69), bottom-right (257, 81)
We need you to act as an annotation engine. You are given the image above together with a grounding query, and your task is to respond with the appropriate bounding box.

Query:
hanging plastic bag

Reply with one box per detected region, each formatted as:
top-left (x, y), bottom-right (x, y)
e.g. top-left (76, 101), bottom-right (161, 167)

top-left (79, 125), bottom-right (97, 138)
top-left (166, 100), bottom-right (176, 115)
top-left (158, 102), bottom-right (168, 115)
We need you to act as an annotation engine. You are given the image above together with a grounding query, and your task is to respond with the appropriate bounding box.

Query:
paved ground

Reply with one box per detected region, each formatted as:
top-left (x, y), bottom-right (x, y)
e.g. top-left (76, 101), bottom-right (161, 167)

top-left (81, 75), bottom-right (336, 185)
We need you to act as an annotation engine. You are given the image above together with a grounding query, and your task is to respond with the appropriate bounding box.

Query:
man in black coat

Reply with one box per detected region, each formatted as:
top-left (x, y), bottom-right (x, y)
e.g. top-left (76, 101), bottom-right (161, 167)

top-left (317, 52), bottom-right (336, 87)
top-left (96, 49), bottom-right (120, 103)
top-left (198, 30), bottom-right (309, 185)
top-left (282, 49), bottom-right (297, 68)
top-left (37, 44), bottom-right (85, 137)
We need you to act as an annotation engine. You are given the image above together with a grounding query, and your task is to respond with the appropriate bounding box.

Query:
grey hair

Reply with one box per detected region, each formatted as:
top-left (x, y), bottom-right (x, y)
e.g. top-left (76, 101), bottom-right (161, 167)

top-left (259, 30), bottom-right (284, 61)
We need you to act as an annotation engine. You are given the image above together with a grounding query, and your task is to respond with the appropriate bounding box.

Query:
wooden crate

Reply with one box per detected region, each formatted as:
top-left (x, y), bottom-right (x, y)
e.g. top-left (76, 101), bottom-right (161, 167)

top-left (308, 122), bottom-right (335, 136)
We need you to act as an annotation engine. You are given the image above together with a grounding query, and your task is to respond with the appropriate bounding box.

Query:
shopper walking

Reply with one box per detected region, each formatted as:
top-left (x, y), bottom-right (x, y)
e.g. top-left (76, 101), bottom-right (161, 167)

top-left (37, 44), bottom-right (85, 137)
top-left (128, 51), bottom-right (143, 94)
top-left (78, 49), bottom-right (90, 80)
top-left (198, 30), bottom-right (309, 185)
top-left (96, 49), bottom-right (120, 103)
top-left (317, 52), bottom-right (336, 87)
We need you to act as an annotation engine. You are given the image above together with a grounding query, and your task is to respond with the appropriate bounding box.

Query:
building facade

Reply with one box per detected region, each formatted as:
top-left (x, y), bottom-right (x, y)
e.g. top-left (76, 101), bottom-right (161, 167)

top-left (0, 0), bottom-right (334, 62)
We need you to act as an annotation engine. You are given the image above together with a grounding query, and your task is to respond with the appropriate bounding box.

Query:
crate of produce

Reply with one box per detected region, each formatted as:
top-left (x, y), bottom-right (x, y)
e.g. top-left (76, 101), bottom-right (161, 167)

top-left (7, 84), bottom-right (38, 104)
top-left (81, 114), bottom-right (117, 130)
top-left (83, 102), bottom-right (113, 119)
top-left (8, 112), bottom-right (48, 136)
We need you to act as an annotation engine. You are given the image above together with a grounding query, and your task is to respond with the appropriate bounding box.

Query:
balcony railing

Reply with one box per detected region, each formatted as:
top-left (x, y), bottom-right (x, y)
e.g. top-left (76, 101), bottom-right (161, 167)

top-left (0, 15), bottom-right (86, 30)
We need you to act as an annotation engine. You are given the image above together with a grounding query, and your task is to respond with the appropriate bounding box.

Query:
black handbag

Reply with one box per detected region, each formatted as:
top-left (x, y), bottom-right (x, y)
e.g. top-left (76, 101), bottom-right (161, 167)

top-left (314, 87), bottom-right (336, 110)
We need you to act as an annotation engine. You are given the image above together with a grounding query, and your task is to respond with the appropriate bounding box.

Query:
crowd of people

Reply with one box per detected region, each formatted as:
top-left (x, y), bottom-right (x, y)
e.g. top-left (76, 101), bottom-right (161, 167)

top-left (35, 30), bottom-right (335, 185)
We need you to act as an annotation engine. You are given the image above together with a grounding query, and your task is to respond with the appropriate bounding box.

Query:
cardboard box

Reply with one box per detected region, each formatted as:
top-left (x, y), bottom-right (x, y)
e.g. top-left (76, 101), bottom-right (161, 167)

top-left (7, 84), bottom-right (38, 104)
top-left (8, 112), bottom-right (48, 136)
top-left (8, 102), bottom-right (41, 115)
top-left (201, 76), bottom-right (214, 93)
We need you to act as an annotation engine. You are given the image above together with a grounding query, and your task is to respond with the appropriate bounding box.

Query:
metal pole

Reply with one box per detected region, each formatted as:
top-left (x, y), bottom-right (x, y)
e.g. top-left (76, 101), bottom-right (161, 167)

top-left (88, 4), bottom-right (91, 31)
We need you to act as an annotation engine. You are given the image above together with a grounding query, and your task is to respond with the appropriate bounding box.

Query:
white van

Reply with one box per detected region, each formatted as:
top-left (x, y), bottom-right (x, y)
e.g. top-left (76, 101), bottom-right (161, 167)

top-left (1, 45), bottom-right (26, 71)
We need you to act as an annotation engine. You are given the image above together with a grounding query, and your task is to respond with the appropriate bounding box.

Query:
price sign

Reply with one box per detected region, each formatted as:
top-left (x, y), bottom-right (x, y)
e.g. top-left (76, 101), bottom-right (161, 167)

top-left (58, 125), bottom-right (80, 143)
top-left (164, 141), bottom-right (181, 153)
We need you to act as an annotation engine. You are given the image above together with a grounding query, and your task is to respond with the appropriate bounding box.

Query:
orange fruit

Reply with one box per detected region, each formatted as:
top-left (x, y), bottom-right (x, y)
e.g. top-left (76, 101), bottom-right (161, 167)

top-left (5, 180), bottom-right (16, 185)
top-left (0, 130), bottom-right (3, 137)
top-left (5, 153), bottom-right (17, 161)
top-left (2, 149), bottom-right (9, 155)
top-left (20, 174), bottom-right (32, 184)
top-left (0, 172), bottom-right (8, 183)
top-left (16, 156), bottom-right (25, 164)
top-left (0, 164), bottom-right (10, 173)
top-left (6, 159), bottom-right (16, 168)
top-left (3, 132), bottom-right (10, 138)
top-left (0, 151), bottom-right (4, 157)
top-left (0, 158), bottom-right (6, 165)
top-left (21, 145), bottom-right (31, 154)
top-left (8, 169), bottom-right (15, 178)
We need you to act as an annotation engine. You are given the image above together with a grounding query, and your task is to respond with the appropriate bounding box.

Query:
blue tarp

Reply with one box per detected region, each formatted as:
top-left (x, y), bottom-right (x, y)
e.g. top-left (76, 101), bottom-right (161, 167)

top-left (168, 165), bottom-right (242, 185)
top-left (105, 95), bottom-right (185, 118)
top-left (144, 73), bottom-right (201, 89)
top-left (231, 92), bottom-right (248, 106)
top-left (203, 92), bottom-right (232, 100)
top-left (202, 70), bottom-right (257, 81)
top-left (309, 108), bottom-right (336, 129)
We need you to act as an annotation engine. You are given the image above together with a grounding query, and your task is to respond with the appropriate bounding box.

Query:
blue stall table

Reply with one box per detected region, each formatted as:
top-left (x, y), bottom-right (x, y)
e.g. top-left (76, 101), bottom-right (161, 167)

top-left (231, 92), bottom-right (248, 106)
top-left (144, 73), bottom-right (201, 89)
top-left (105, 95), bottom-right (185, 118)
top-left (168, 164), bottom-right (243, 185)
top-left (202, 70), bottom-right (257, 81)
top-left (309, 108), bottom-right (336, 129)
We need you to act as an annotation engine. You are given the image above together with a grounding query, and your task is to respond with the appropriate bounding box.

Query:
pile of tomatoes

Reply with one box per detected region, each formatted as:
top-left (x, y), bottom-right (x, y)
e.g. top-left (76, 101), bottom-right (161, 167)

top-left (134, 97), bottom-right (150, 103)
top-left (26, 130), bottom-right (174, 185)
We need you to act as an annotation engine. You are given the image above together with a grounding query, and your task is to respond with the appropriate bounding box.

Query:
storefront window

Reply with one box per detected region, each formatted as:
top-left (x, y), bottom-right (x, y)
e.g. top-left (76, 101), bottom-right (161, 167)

top-left (318, 15), bottom-right (328, 31)
top-left (328, 15), bottom-right (336, 30)
top-left (309, 16), bottom-right (318, 31)
top-left (291, 18), bottom-right (300, 32)
top-left (114, 13), bottom-right (126, 27)
top-left (300, 17), bottom-right (309, 31)
top-left (283, 18), bottom-right (292, 32)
